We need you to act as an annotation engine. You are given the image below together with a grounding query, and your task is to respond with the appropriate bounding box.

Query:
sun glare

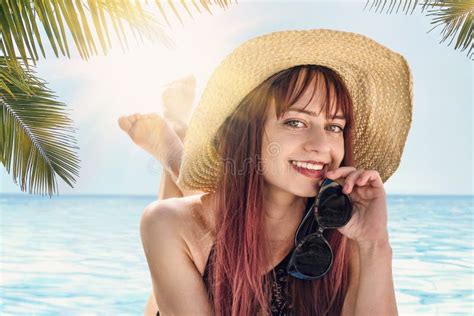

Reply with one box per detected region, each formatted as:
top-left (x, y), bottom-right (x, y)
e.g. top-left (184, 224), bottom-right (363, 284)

top-left (38, 3), bottom-right (239, 122)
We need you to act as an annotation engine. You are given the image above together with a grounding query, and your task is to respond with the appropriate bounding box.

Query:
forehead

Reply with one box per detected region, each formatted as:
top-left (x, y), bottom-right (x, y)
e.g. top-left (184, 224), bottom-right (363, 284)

top-left (280, 82), bottom-right (344, 118)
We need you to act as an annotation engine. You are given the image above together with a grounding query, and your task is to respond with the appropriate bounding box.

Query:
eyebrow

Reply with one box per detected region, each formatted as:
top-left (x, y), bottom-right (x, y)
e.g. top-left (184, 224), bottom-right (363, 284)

top-left (286, 109), bottom-right (346, 121)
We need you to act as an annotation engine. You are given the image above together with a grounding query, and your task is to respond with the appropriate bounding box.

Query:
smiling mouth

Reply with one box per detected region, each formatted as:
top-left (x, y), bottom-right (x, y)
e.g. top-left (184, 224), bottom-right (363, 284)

top-left (289, 161), bottom-right (327, 179)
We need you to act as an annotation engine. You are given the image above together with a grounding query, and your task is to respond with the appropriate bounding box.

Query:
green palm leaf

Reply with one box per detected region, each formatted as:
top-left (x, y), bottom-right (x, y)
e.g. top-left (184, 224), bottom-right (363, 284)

top-left (1, 57), bottom-right (80, 196)
top-left (0, 0), bottom-right (235, 196)
top-left (425, 1), bottom-right (473, 59)
top-left (0, 0), bottom-right (234, 67)
top-left (364, 0), bottom-right (473, 59)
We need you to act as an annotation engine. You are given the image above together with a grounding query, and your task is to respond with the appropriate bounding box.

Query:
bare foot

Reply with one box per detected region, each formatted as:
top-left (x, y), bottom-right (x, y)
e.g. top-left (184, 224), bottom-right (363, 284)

top-left (118, 75), bottom-right (197, 192)
top-left (118, 113), bottom-right (183, 179)
top-left (161, 74), bottom-right (196, 141)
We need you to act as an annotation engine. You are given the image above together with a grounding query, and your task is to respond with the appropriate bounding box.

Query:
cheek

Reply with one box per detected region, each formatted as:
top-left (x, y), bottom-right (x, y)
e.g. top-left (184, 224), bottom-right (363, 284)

top-left (261, 131), bottom-right (284, 160)
top-left (259, 149), bottom-right (293, 180)
top-left (260, 152), bottom-right (283, 175)
top-left (334, 139), bottom-right (345, 164)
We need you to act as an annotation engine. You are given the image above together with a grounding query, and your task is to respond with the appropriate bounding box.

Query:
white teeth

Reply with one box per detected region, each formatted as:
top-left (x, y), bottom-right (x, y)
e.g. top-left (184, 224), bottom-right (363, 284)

top-left (291, 160), bottom-right (324, 170)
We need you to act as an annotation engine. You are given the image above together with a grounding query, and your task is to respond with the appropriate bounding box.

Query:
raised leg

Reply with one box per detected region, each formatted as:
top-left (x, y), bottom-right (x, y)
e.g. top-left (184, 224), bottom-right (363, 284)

top-left (118, 74), bottom-right (202, 199)
top-left (118, 75), bottom-right (202, 316)
top-left (156, 126), bottom-right (189, 199)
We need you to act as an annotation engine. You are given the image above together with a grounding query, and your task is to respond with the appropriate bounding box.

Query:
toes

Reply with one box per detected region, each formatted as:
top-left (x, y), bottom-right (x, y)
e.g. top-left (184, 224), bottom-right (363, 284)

top-left (118, 116), bottom-right (132, 131)
top-left (144, 113), bottom-right (159, 120)
top-left (163, 75), bottom-right (196, 93)
top-left (118, 113), bottom-right (143, 131)
top-left (130, 113), bottom-right (142, 122)
top-left (172, 74), bottom-right (196, 86)
top-left (181, 74), bottom-right (196, 86)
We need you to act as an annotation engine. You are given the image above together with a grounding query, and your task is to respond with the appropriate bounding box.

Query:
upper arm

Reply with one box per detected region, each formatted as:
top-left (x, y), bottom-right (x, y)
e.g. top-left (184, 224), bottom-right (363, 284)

top-left (140, 200), bottom-right (214, 316)
top-left (341, 239), bottom-right (360, 316)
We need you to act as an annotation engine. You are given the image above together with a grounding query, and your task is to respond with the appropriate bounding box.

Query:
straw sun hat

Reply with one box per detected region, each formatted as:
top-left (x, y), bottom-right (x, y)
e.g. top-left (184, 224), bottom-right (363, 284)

top-left (176, 28), bottom-right (413, 193)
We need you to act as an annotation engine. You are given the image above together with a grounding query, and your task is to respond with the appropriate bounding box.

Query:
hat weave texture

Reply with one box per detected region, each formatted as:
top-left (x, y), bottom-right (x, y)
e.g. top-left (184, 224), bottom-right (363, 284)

top-left (176, 29), bottom-right (413, 192)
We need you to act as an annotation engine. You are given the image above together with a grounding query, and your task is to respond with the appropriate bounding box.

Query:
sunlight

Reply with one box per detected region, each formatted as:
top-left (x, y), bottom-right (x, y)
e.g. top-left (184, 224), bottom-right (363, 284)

top-left (29, 2), bottom-right (262, 174)
top-left (36, 2), bottom-right (256, 122)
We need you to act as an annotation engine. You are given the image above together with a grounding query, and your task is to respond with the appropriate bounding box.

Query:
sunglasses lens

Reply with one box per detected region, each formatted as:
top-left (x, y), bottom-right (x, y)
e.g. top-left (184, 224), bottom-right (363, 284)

top-left (295, 206), bottom-right (317, 244)
top-left (317, 184), bottom-right (352, 228)
top-left (290, 235), bottom-right (332, 278)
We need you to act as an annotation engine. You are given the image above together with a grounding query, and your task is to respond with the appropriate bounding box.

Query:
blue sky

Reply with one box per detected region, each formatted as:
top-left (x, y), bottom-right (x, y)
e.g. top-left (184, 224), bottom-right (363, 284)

top-left (1, 1), bottom-right (472, 196)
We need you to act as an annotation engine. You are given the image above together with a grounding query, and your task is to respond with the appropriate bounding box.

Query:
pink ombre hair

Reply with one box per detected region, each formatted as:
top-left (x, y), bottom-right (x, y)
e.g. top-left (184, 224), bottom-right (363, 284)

top-left (206, 65), bottom-right (355, 316)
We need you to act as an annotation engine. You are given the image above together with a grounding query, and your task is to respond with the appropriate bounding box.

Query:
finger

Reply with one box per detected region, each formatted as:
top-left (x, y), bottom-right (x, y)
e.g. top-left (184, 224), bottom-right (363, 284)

top-left (365, 170), bottom-right (384, 188)
top-left (317, 178), bottom-right (324, 187)
top-left (325, 166), bottom-right (357, 180)
top-left (356, 171), bottom-right (373, 187)
top-left (343, 170), bottom-right (365, 194)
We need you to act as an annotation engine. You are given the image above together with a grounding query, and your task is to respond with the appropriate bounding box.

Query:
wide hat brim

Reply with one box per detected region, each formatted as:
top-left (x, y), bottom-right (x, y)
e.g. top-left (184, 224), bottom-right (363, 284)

top-left (177, 28), bottom-right (413, 192)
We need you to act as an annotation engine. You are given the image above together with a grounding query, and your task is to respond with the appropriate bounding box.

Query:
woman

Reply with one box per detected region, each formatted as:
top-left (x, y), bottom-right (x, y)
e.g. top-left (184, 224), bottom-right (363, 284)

top-left (136, 29), bottom-right (412, 315)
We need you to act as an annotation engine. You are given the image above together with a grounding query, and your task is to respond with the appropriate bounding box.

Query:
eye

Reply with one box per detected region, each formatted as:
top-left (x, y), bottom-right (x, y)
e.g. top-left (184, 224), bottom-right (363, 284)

top-left (327, 124), bottom-right (344, 133)
top-left (284, 119), bottom-right (306, 129)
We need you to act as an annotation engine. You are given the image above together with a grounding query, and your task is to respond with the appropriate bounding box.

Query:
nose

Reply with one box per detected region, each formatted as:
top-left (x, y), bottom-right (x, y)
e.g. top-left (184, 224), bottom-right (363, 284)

top-left (303, 126), bottom-right (331, 154)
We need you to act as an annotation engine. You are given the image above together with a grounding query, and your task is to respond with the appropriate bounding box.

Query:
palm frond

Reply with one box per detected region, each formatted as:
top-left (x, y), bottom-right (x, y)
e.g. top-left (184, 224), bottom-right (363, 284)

top-left (364, 0), bottom-right (437, 14)
top-left (364, 0), bottom-right (474, 59)
top-left (0, 0), bottom-right (169, 67)
top-left (0, 0), bottom-right (236, 196)
top-left (0, 57), bottom-right (80, 196)
top-left (425, 1), bottom-right (473, 59)
top-left (0, 0), bottom-right (235, 68)
top-left (0, 58), bottom-right (32, 97)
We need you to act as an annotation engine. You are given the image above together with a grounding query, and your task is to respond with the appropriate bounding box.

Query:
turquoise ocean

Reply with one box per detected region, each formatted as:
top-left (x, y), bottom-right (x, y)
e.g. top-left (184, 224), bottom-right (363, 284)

top-left (1, 194), bottom-right (473, 315)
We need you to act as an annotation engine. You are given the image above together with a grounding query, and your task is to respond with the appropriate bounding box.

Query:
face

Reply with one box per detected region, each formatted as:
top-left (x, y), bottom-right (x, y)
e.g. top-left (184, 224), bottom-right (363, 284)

top-left (260, 82), bottom-right (346, 199)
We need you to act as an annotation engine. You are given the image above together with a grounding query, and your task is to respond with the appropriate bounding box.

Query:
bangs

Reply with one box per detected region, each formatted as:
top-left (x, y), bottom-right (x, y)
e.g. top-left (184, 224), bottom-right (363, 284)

top-left (267, 65), bottom-right (353, 129)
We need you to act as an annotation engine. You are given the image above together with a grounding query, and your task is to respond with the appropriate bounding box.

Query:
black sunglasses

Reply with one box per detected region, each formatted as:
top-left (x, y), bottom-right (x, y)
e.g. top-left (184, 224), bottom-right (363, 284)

top-left (287, 178), bottom-right (353, 280)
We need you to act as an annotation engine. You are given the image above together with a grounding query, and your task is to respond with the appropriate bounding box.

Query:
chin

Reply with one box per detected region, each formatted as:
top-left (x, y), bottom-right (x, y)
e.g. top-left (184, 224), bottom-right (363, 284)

top-left (291, 184), bottom-right (320, 198)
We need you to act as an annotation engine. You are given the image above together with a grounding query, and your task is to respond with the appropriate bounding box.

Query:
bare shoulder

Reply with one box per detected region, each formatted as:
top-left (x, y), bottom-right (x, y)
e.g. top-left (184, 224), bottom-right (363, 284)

top-left (140, 194), bottom-right (216, 275)
top-left (139, 194), bottom-right (216, 315)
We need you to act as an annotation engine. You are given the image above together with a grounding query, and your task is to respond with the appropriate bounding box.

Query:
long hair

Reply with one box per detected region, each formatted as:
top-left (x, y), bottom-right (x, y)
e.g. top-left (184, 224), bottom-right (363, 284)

top-left (206, 65), bottom-right (355, 316)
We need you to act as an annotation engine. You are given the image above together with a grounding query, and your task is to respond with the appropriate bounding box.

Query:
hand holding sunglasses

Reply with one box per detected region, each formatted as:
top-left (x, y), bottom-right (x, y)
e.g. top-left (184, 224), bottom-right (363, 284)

top-left (287, 178), bottom-right (353, 280)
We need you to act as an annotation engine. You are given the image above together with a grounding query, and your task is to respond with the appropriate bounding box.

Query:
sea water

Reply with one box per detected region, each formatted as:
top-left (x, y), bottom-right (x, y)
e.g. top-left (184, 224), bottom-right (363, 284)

top-left (1, 194), bottom-right (472, 315)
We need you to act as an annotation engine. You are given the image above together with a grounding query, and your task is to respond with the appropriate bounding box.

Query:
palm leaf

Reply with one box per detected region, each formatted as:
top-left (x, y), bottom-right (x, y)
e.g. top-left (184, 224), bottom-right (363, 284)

top-left (0, 0), bottom-right (235, 68)
top-left (0, 0), bottom-right (235, 196)
top-left (425, 1), bottom-right (473, 59)
top-left (0, 57), bottom-right (80, 196)
top-left (364, 0), bottom-right (473, 59)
